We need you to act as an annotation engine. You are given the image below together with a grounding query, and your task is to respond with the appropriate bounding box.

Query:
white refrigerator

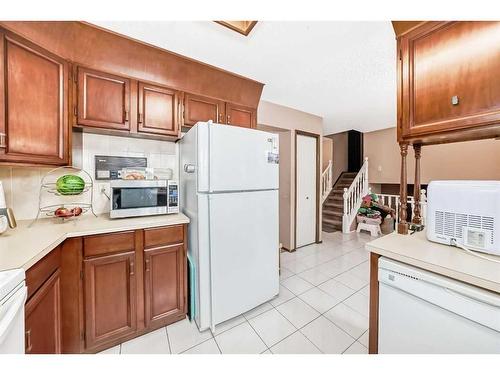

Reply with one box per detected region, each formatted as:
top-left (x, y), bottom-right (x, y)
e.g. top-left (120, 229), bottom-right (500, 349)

top-left (180, 122), bottom-right (279, 332)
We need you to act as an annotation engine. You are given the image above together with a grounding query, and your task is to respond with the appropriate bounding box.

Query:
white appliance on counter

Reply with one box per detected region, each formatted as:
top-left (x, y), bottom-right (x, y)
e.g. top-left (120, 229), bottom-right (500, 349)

top-left (426, 180), bottom-right (500, 256)
top-left (180, 121), bottom-right (279, 332)
top-left (378, 257), bottom-right (500, 354)
top-left (0, 268), bottom-right (27, 354)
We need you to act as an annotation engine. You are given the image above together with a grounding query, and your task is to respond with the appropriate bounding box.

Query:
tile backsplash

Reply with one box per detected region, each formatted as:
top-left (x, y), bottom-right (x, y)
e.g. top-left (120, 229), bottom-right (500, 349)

top-left (0, 132), bottom-right (179, 220)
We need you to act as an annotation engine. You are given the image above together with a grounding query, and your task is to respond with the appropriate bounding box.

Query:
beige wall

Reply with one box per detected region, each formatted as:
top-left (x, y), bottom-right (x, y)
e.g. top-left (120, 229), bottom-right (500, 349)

top-left (364, 127), bottom-right (500, 184)
top-left (278, 131), bottom-right (294, 250)
top-left (258, 100), bottom-right (324, 250)
top-left (330, 132), bottom-right (349, 184)
top-left (322, 138), bottom-right (333, 171)
top-left (258, 100), bottom-right (323, 135)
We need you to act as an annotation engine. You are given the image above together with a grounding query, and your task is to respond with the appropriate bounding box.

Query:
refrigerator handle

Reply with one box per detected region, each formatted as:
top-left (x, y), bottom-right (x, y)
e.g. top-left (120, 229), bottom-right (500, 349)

top-left (184, 164), bottom-right (196, 174)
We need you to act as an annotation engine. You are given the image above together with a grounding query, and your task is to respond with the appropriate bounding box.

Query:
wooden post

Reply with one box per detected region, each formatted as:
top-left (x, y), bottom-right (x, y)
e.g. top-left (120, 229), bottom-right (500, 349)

top-left (398, 143), bottom-right (409, 234)
top-left (412, 144), bottom-right (422, 224)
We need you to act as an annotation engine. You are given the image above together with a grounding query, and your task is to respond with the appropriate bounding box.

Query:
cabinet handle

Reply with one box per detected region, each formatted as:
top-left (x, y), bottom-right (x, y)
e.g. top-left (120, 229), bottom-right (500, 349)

top-left (130, 261), bottom-right (135, 276)
top-left (451, 95), bottom-right (459, 106)
top-left (145, 258), bottom-right (150, 272)
top-left (124, 110), bottom-right (129, 122)
top-left (227, 115), bottom-right (231, 125)
top-left (218, 113), bottom-right (223, 123)
top-left (138, 113), bottom-right (143, 124)
top-left (0, 133), bottom-right (6, 149)
top-left (25, 329), bottom-right (32, 353)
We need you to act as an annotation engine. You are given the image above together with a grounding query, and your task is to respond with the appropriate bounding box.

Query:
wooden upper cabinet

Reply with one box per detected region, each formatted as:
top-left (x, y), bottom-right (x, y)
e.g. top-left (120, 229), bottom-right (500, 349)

top-left (77, 66), bottom-right (130, 131)
top-left (25, 269), bottom-right (62, 354)
top-left (225, 102), bottom-right (256, 128)
top-left (138, 82), bottom-right (179, 136)
top-left (0, 29), bottom-right (69, 166)
top-left (183, 93), bottom-right (225, 126)
top-left (399, 21), bottom-right (500, 142)
top-left (84, 251), bottom-right (137, 350)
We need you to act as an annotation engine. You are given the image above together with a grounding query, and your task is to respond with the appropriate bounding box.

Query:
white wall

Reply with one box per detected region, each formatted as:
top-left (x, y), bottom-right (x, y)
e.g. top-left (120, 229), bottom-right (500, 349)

top-left (0, 132), bottom-right (178, 220)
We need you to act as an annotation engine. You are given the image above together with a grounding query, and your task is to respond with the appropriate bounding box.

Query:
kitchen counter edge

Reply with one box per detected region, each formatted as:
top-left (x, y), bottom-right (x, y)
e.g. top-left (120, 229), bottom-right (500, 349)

top-left (0, 213), bottom-right (190, 272)
top-left (365, 231), bottom-right (500, 294)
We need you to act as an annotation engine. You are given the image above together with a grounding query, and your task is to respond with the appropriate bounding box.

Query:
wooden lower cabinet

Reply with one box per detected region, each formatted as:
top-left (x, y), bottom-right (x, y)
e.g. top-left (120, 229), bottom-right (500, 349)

top-left (25, 269), bottom-right (62, 354)
top-left (28, 225), bottom-right (187, 354)
top-left (144, 244), bottom-right (186, 329)
top-left (83, 251), bottom-right (137, 351)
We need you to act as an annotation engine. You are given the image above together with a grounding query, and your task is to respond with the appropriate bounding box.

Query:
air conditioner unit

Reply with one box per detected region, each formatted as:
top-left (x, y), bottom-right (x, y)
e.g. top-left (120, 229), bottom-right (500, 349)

top-left (426, 180), bottom-right (500, 256)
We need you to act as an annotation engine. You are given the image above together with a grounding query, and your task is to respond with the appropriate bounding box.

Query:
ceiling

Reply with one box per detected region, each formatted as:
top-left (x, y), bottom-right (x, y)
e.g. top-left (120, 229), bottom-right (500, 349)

top-left (92, 21), bottom-right (396, 135)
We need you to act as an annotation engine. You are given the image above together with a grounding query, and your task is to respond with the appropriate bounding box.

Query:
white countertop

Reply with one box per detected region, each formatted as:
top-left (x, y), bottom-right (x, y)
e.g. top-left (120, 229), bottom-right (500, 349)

top-left (366, 231), bottom-right (500, 293)
top-left (0, 213), bottom-right (190, 272)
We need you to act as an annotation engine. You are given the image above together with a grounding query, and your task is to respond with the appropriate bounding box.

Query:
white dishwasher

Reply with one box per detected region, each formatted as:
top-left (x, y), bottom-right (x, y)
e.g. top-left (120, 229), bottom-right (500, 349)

top-left (0, 268), bottom-right (27, 354)
top-left (378, 257), bottom-right (500, 354)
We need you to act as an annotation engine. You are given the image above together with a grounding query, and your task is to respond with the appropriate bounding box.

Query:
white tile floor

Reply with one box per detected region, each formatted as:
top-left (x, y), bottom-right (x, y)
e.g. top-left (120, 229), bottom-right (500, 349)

top-left (98, 230), bottom-right (372, 354)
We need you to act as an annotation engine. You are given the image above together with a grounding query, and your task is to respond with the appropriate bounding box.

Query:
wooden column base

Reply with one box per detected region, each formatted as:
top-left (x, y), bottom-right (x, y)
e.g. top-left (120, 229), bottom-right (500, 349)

top-left (398, 222), bottom-right (408, 235)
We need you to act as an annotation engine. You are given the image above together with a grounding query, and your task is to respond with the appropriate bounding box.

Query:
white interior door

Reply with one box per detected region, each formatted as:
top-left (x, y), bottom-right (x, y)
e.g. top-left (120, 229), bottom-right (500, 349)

top-left (296, 134), bottom-right (317, 248)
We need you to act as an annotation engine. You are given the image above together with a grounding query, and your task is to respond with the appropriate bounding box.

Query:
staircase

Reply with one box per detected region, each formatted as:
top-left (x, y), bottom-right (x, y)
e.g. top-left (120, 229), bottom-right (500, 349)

top-left (322, 172), bottom-right (358, 232)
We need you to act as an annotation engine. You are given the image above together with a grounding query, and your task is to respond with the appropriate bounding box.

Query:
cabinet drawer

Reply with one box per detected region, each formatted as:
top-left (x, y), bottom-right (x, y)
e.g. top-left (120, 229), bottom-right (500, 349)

top-left (26, 246), bottom-right (61, 300)
top-left (84, 231), bottom-right (135, 258)
top-left (144, 225), bottom-right (184, 248)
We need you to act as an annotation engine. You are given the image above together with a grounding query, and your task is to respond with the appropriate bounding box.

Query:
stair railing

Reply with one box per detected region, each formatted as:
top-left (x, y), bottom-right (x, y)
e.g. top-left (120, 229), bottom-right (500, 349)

top-left (378, 189), bottom-right (427, 227)
top-left (321, 160), bottom-right (333, 203)
top-left (342, 157), bottom-right (369, 233)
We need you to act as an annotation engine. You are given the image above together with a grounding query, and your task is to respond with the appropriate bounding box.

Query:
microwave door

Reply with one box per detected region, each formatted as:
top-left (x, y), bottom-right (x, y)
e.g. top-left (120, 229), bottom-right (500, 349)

top-left (110, 185), bottom-right (168, 218)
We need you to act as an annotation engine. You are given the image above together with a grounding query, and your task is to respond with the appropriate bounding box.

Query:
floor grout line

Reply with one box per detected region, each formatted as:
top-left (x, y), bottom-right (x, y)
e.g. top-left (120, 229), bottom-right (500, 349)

top-left (113, 232), bottom-right (372, 355)
top-left (165, 326), bottom-right (172, 354)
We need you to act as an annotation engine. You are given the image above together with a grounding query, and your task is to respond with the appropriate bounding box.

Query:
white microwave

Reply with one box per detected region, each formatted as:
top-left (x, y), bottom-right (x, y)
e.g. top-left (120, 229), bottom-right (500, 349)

top-left (109, 180), bottom-right (179, 219)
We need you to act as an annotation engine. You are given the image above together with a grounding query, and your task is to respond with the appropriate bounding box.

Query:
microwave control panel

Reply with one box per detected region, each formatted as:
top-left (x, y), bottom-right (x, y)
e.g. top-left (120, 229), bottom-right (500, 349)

top-left (167, 181), bottom-right (179, 213)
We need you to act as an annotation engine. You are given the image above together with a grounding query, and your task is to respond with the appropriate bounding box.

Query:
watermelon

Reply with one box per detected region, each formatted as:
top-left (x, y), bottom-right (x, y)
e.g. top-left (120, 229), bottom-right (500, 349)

top-left (56, 175), bottom-right (85, 195)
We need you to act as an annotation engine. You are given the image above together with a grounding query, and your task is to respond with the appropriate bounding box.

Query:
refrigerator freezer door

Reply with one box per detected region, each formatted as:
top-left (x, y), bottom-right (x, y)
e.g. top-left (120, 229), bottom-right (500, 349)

top-left (207, 190), bottom-right (279, 328)
top-left (208, 124), bottom-right (279, 192)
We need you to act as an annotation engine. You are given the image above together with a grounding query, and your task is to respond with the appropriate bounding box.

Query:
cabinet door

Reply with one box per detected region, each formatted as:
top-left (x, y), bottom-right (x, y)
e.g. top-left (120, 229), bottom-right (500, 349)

top-left (225, 102), bottom-right (256, 128)
top-left (77, 66), bottom-right (130, 131)
top-left (400, 21), bottom-right (500, 140)
top-left (144, 244), bottom-right (186, 328)
top-left (0, 29), bottom-right (69, 165)
top-left (138, 82), bottom-right (179, 136)
top-left (183, 93), bottom-right (225, 126)
top-left (84, 251), bottom-right (137, 350)
top-left (25, 269), bottom-right (62, 354)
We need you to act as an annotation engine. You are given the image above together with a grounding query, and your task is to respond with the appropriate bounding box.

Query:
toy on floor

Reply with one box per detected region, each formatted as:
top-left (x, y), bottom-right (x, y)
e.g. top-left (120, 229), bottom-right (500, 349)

top-left (356, 193), bottom-right (395, 236)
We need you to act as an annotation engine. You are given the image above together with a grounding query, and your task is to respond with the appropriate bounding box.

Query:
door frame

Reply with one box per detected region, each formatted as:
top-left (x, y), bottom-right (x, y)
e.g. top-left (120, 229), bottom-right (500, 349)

top-left (294, 130), bottom-right (321, 250)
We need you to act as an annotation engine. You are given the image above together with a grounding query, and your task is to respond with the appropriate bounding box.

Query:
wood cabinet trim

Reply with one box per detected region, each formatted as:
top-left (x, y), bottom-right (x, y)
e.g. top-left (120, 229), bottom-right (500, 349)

top-left (25, 268), bottom-right (62, 354)
top-left (77, 65), bottom-right (131, 131)
top-left (83, 250), bottom-right (137, 350)
top-left (368, 252), bottom-right (380, 354)
top-left (398, 21), bottom-right (500, 144)
top-left (225, 102), bottom-right (257, 128)
top-left (83, 231), bottom-right (135, 258)
top-left (137, 81), bottom-right (180, 137)
top-left (26, 245), bottom-right (61, 300)
top-left (0, 28), bottom-right (70, 166)
top-left (143, 225), bottom-right (184, 248)
top-left (144, 243), bottom-right (186, 329)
